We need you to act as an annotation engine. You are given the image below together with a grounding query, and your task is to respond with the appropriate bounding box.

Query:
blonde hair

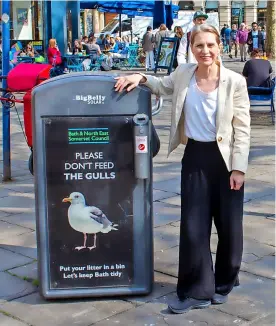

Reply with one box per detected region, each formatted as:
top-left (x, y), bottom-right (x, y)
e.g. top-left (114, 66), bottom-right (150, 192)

top-left (159, 24), bottom-right (167, 31)
top-left (49, 38), bottom-right (57, 48)
top-left (190, 24), bottom-right (220, 46)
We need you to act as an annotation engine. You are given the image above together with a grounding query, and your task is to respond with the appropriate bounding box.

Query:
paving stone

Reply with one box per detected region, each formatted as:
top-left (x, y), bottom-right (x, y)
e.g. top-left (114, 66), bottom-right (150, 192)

top-left (94, 293), bottom-right (245, 326)
top-left (241, 255), bottom-right (275, 279)
top-left (153, 162), bottom-right (181, 175)
top-left (0, 179), bottom-right (34, 194)
top-left (0, 312), bottom-right (29, 325)
top-left (218, 271), bottom-right (275, 320)
top-left (153, 177), bottom-right (181, 194)
top-left (0, 212), bottom-right (36, 230)
top-left (0, 292), bottom-right (133, 326)
top-left (243, 218), bottom-right (275, 246)
top-left (153, 189), bottom-right (178, 202)
top-left (242, 313), bottom-right (275, 325)
top-left (8, 261), bottom-right (38, 281)
top-left (0, 248), bottom-right (33, 271)
top-left (154, 247), bottom-right (179, 277)
top-left (153, 202), bottom-right (180, 227)
top-left (119, 272), bottom-right (176, 307)
top-left (160, 195), bottom-right (181, 206)
top-left (244, 179), bottom-right (274, 202)
top-left (250, 172), bottom-right (275, 183)
top-left (0, 192), bottom-right (35, 214)
top-left (0, 272), bottom-right (36, 302)
top-left (0, 231), bottom-right (37, 260)
top-left (0, 211), bottom-right (11, 219)
top-left (0, 221), bottom-right (32, 241)
top-left (154, 224), bottom-right (179, 252)
top-left (244, 199), bottom-right (275, 217)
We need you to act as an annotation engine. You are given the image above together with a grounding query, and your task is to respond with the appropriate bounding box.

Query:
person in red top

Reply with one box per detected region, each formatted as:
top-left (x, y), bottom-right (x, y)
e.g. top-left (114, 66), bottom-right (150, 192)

top-left (47, 38), bottom-right (62, 65)
top-left (47, 38), bottom-right (68, 74)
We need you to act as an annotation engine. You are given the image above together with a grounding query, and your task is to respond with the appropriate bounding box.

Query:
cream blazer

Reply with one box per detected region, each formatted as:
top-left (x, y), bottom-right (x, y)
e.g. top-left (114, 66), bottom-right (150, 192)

top-left (143, 63), bottom-right (251, 173)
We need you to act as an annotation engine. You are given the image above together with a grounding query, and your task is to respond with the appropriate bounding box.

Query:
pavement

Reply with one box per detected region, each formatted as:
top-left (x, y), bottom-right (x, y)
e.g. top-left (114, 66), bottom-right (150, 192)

top-left (0, 59), bottom-right (275, 326)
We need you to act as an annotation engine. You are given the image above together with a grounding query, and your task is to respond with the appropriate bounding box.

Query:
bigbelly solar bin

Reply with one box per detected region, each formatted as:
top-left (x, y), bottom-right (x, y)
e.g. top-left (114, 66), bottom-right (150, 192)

top-left (32, 73), bottom-right (158, 299)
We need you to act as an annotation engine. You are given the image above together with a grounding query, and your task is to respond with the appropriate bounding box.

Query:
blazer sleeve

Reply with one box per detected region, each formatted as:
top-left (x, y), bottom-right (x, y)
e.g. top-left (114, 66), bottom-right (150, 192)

top-left (232, 76), bottom-right (251, 173)
top-left (138, 67), bottom-right (179, 96)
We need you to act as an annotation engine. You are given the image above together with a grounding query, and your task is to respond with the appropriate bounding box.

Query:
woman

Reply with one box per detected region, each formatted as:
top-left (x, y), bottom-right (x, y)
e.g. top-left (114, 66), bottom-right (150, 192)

top-left (115, 24), bottom-right (250, 314)
top-left (173, 26), bottom-right (184, 68)
top-left (154, 23), bottom-right (170, 52)
top-left (47, 38), bottom-right (68, 73)
top-left (47, 38), bottom-right (62, 66)
top-left (72, 39), bottom-right (83, 55)
top-left (236, 23), bottom-right (248, 62)
top-left (243, 49), bottom-right (273, 95)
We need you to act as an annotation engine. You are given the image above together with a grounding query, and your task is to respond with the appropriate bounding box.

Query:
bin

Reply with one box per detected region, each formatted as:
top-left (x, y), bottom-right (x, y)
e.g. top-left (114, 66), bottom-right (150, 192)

top-left (32, 73), bottom-right (156, 299)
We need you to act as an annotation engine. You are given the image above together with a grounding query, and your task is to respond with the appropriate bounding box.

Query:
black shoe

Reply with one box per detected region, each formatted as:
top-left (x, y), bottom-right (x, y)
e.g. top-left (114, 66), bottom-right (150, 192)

top-left (234, 276), bottom-right (240, 287)
top-left (241, 59), bottom-right (244, 62)
top-left (244, 59), bottom-right (247, 62)
top-left (168, 297), bottom-right (211, 314)
top-left (229, 54), bottom-right (233, 59)
top-left (211, 293), bottom-right (228, 305)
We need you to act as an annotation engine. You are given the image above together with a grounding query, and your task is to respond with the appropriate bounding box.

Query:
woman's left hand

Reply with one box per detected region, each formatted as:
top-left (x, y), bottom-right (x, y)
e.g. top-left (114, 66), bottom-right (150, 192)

top-left (230, 170), bottom-right (245, 190)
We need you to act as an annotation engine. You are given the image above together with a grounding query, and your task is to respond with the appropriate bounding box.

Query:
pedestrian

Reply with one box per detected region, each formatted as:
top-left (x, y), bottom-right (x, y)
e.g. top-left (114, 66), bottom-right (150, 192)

top-left (173, 26), bottom-right (184, 68)
top-left (220, 23), bottom-right (227, 45)
top-left (236, 23), bottom-right (248, 62)
top-left (177, 10), bottom-right (208, 64)
top-left (229, 24), bottom-right (238, 59)
top-left (114, 23), bottom-right (250, 314)
top-left (242, 49), bottom-right (273, 94)
top-left (224, 25), bottom-right (231, 53)
top-left (154, 24), bottom-right (170, 53)
top-left (142, 26), bottom-right (155, 71)
top-left (247, 22), bottom-right (265, 55)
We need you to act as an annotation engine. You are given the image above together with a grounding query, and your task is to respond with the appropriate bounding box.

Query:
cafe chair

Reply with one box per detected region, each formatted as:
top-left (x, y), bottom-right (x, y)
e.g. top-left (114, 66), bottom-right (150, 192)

top-left (248, 77), bottom-right (275, 125)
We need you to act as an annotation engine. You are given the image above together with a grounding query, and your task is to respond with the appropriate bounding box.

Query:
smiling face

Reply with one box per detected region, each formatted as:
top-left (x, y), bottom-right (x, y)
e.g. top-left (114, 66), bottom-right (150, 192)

top-left (191, 31), bottom-right (220, 66)
top-left (62, 192), bottom-right (85, 205)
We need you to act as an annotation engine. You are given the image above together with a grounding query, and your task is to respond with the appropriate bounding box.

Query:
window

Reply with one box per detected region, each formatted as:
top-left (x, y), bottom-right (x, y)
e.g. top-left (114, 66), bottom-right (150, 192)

top-left (178, 1), bottom-right (194, 10)
top-left (9, 0), bottom-right (44, 41)
top-left (257, 9), bottom-right (267, 27)
top-left (231, 8), bottom-right (244, 26)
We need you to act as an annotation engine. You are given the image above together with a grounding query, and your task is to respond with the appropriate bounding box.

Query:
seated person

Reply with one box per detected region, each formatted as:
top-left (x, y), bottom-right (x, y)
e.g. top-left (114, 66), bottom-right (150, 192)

top-left (72, 39), bottom-right (83, 55)
top-left (243, 49), bottom-right (273, 95)
top-left (47, 38), bottom-right (68, 73)
top-left (82, 37), bottom-right (102, 70)
top-left (103, 35), bottom-right (111, 50)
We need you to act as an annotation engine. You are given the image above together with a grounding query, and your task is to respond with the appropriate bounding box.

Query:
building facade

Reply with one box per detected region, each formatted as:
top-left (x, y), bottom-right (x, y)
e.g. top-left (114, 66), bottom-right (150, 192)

top-left (177, 1), bottom-right (268, 27)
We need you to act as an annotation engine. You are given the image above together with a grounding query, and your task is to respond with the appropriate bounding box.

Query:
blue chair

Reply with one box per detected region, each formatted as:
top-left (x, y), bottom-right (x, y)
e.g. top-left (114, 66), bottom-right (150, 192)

top-left (248, 77), bottom-right (275, 124)
top-left (64, 55), bottom-right (84, 72)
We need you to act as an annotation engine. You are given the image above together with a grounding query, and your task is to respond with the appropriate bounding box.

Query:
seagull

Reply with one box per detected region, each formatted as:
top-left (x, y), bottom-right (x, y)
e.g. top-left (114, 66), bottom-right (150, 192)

top-left (62, 192), bottom-right (118, 251)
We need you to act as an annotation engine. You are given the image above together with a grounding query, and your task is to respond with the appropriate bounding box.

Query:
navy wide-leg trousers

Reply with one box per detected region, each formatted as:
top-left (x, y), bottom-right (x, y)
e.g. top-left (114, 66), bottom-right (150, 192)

top-left (177, 139), bottom-right (244, 300)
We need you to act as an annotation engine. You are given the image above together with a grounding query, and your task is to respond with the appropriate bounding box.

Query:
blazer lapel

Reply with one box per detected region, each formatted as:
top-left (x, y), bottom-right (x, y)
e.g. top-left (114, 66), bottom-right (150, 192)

top-left (216, 64), bottom-right (227, 132)
top-left (174, 64), bottom-right (197, 127)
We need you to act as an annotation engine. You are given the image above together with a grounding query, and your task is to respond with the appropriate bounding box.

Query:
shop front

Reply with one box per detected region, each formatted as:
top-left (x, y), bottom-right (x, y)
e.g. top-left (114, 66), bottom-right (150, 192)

top-left (231, 1), bottom-right (244, 26)
top-left (257, 1), bottom-right (267, 26)
top-left (205, 1), bottom-right (218, 13)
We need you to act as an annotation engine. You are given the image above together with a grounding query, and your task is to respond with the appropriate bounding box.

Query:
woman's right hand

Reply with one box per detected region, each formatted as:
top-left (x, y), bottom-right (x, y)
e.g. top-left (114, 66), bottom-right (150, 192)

top-left (114, 74), bottom-right (146, 93)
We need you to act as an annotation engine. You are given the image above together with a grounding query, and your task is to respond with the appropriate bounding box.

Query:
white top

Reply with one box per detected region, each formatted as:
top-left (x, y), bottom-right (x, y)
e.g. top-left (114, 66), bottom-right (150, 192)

top-left (184, 74), bottom-right (218, 142)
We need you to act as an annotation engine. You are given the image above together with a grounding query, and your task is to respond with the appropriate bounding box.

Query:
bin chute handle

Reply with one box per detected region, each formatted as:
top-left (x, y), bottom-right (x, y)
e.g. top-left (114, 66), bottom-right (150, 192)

top-left (152, 96), bottom-right (163, 116)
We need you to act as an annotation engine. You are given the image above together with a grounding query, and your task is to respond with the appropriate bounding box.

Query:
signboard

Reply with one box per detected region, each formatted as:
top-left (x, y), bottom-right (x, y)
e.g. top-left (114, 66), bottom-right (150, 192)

top-left (44, 116), bottom-right (135, 289)
top-left (154, 37), bottom-right (178, 74)
top-left (17, 8), bottom-right (28, 26)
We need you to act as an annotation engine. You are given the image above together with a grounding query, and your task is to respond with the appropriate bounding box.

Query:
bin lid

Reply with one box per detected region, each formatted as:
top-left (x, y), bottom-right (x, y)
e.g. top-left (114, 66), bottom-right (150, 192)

top-left (7, 63), bottom-right (51, 92)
